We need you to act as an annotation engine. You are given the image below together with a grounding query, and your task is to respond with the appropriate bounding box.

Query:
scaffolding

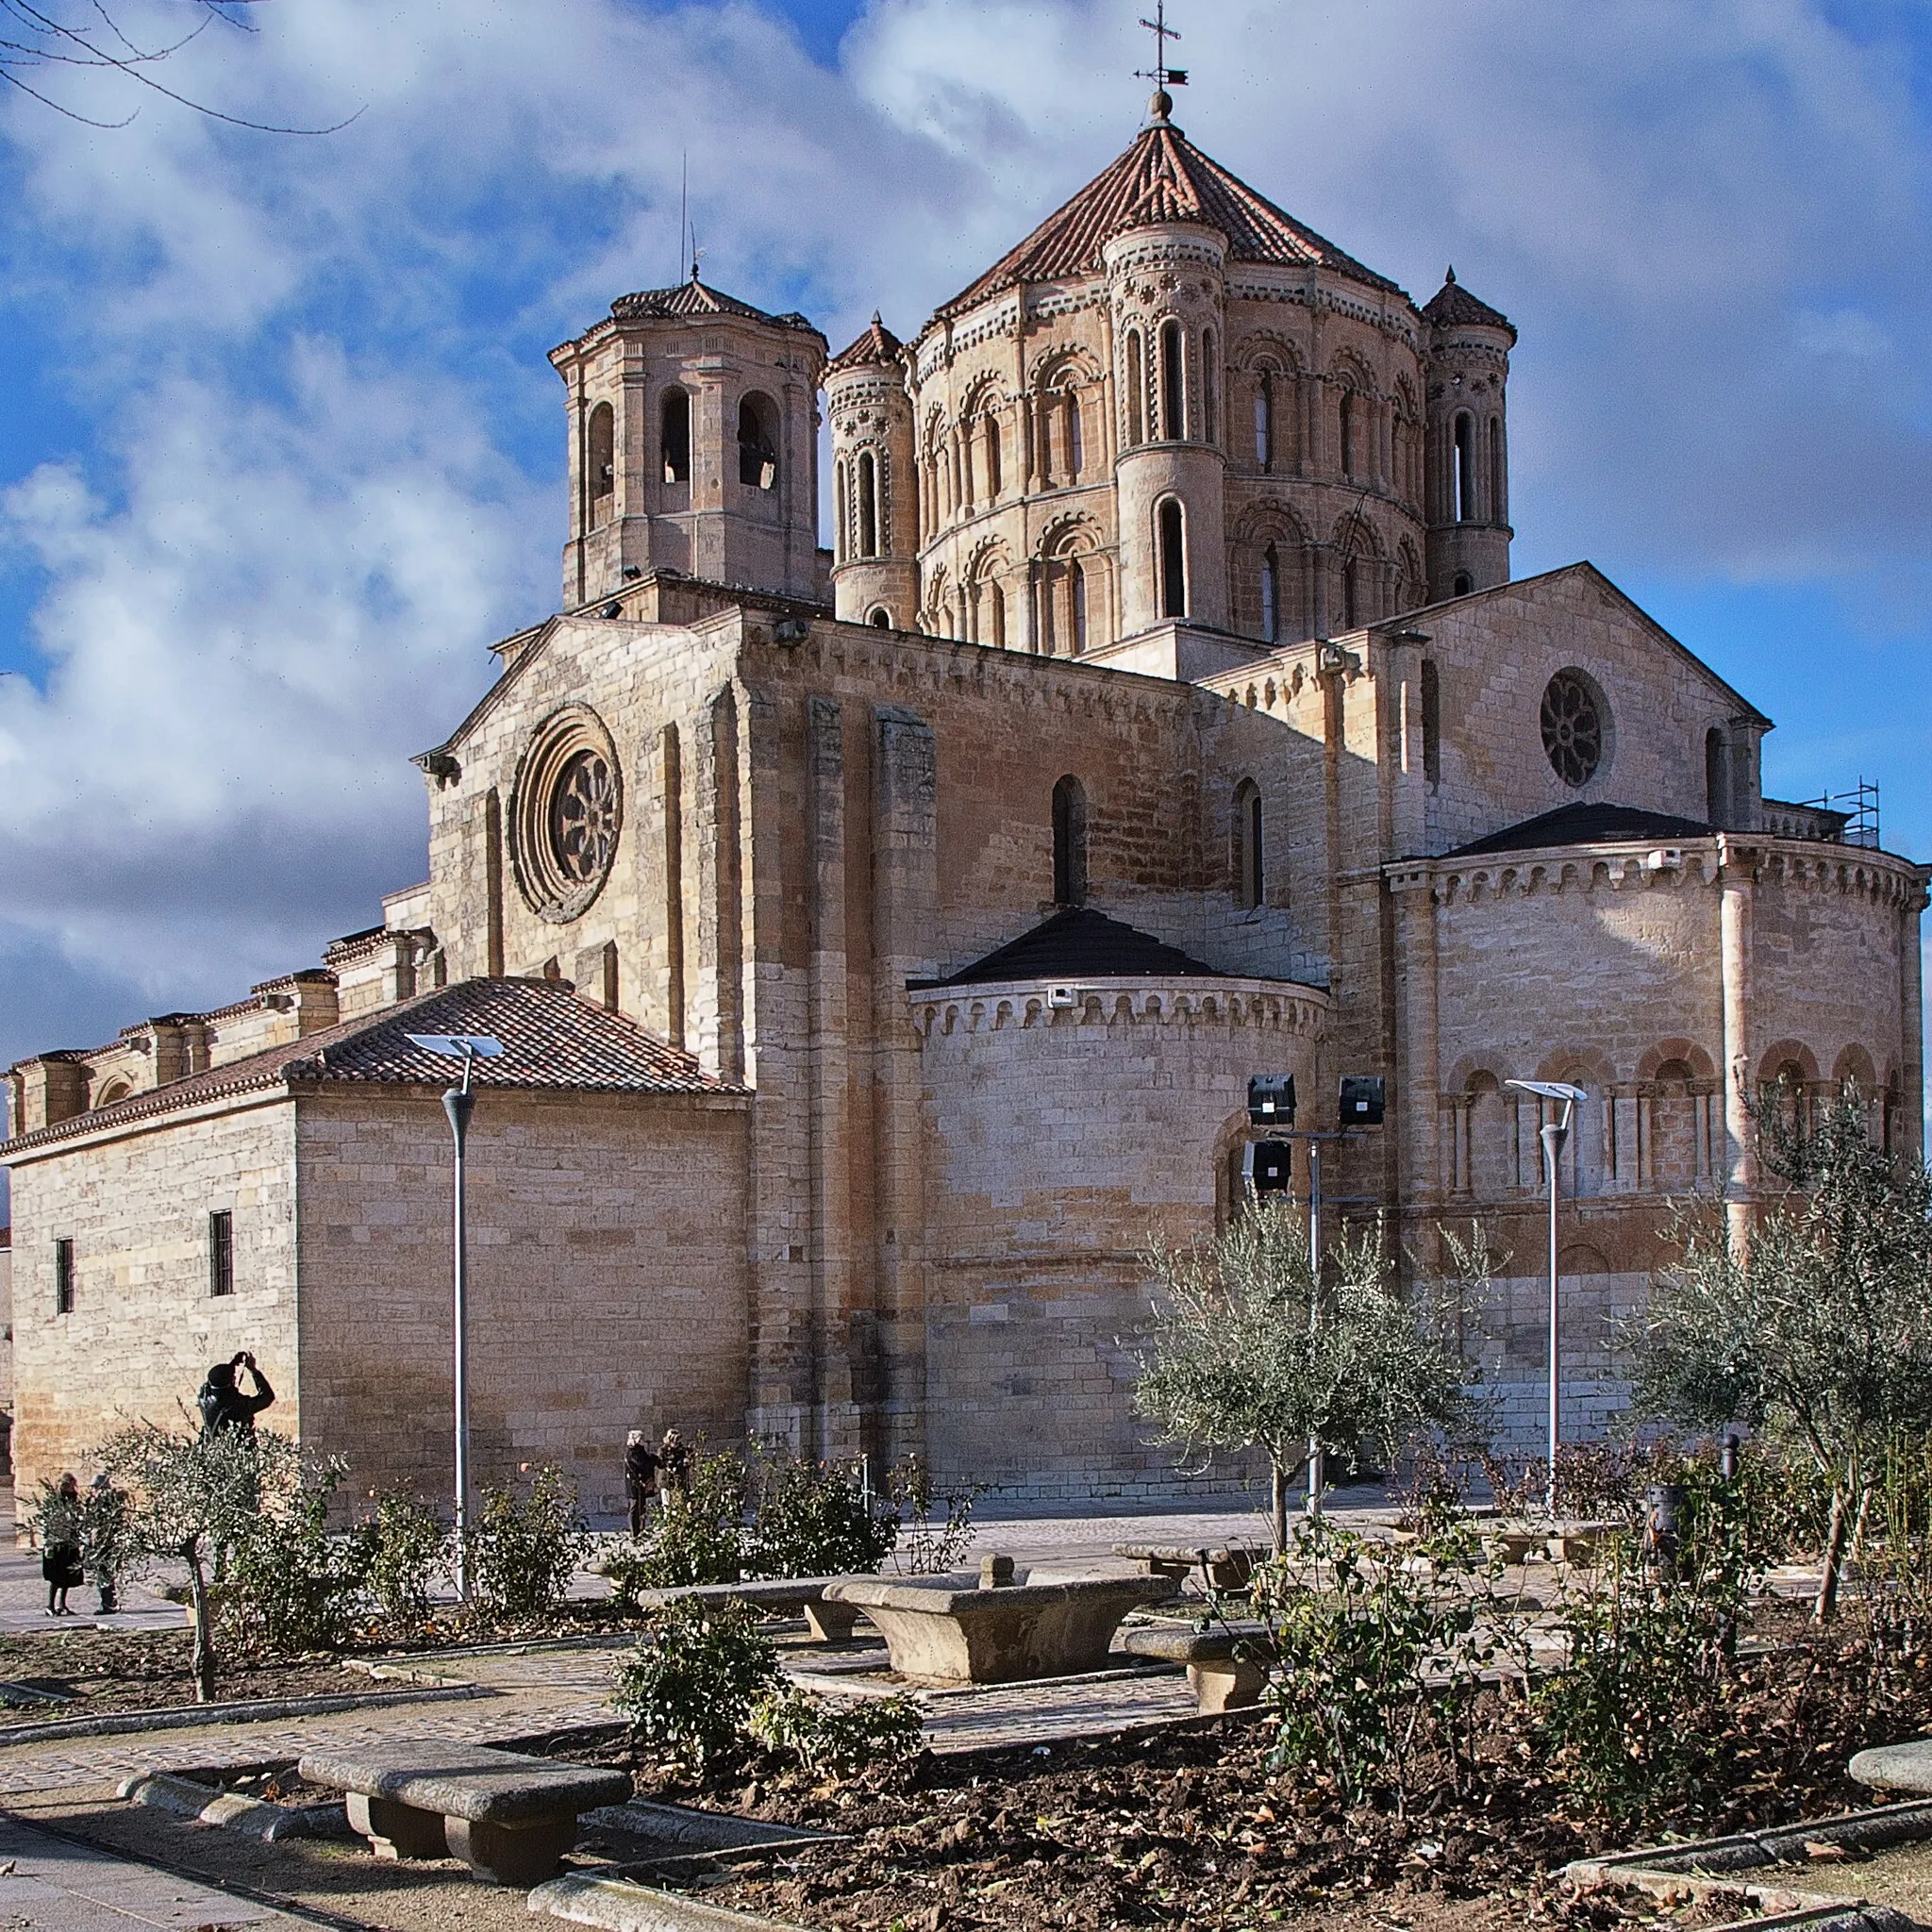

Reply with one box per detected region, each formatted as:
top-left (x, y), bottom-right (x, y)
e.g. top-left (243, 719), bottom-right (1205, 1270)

top-left (1800, 777), bottom-right (1881, 850)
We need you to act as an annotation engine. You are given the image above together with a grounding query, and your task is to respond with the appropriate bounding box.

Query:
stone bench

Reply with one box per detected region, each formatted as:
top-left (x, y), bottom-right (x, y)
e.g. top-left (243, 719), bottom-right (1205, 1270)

top-left (1117, 1621), bottom-right (1275, 1713)
top-left (1114, 1543), bottom-right (1267, 1591)
top-left (298, 1740), bottom-right (631, 1886)
top-left (613, 1575), bottom-right (870, 1643)
top-left (823, 1569), bottom-right (1174, 1685)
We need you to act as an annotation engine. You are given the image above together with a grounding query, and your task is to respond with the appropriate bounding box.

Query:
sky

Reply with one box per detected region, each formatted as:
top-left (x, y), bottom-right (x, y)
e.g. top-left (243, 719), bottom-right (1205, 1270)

top-left (1, 0), bottom-right (1930, 1165)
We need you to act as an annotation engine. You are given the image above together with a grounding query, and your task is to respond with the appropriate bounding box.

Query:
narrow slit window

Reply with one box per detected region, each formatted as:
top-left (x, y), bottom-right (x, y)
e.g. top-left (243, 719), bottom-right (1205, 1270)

top-left (1125, 332), bottom-right (1145, 446)
top-left (1454, 412), bottom-right (1475, 522)
top-left (858, 451), bottom-right (877, 558)
top-left (1422, 659), bottom-right (1441, 785)
top-left (1234, 780), bottom-right (1264, 909)
top-left (1064, 393), bottom-right (1083, 479)
top-left (985, 416), bottom-right (1002, 500)
top-left (54, 1238), bottom-right (74, 1316)
top-left (1340, 391), bottom-right (1357, 480)
top-left (1160, 321), bottom-right (1184, 439)
top-left (209, 1209), bottom-right (234, 1298)
top-left (660, 389), bottom-right (691, 485)
top-left (1256, 375), bottom-right (1274, 472)
top-left (1071, 559), bottom-right (1088, 653)
top-left (1052, 774), bottom-right (1089, 907)
top-left (990, 581), bottom-right (1007, 649)
top-left (1260, 543), bottom-right (1279, 643)
top-left (1159, 499), bottom-right (1187, 618)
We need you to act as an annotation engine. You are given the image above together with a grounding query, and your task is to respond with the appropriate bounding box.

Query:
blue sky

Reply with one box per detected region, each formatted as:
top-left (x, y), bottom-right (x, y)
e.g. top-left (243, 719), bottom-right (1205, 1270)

top-left (1, 0), bottom-right (1929, 1123)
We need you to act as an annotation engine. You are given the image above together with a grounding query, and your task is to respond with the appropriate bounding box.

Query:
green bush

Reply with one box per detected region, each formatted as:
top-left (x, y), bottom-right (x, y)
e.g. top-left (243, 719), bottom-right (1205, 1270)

top-left (226, 1457), bottom-right (366, 1655)
top-left (466, 1465), bottom-right (587, 1621)
top-left (613, 1597), bottom-right (779, 1767)
top-left (626, 1448), bottom-right (749, 1589)
top-left (352, 1491), bottom-right (448, 1629)
top-left (744, 1448), bottom-right (895, 1579)
top-left (748, 1685), bottom-right (924, 1770)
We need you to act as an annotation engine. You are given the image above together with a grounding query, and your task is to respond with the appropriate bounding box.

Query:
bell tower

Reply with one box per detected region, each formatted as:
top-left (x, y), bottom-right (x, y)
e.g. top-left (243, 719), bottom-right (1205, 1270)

top-left (827, 315), bottom-right (919, 629)
top-left (549, 275), bottom-right (828, 610)
top-left (1422, 268), bottom-right (1515, 601)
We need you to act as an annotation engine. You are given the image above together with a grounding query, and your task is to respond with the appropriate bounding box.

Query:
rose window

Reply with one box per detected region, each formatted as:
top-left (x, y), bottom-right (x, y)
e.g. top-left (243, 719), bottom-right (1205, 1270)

top-left (510, 705), bottom-right (623, 922)
top-left (1541, 671), bottom-right (1603, 788)
top-left (550, 750), bottom-right (618, 884)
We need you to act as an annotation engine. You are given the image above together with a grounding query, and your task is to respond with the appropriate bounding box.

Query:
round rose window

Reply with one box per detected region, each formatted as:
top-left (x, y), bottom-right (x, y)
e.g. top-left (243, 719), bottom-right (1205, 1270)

top-left (1541, 671), bottom-right (1603, 788)
top-left (510, 705), bottom-right (624, 923)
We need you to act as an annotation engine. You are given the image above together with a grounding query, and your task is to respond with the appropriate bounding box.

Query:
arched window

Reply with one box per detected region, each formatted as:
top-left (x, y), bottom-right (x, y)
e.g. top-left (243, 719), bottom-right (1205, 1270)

top-left (1343, 556), bottom-right (1362, 629)
top-left (990, 580), bottom-right (1007, 649)
top-left (868, 607), bottom-right (891, 628)
top-left (738, 392), bottom-right (778, 490)
top-left (1705, 727), bottom-right (1726, 824)
top-left (1340, 390), bottom-right (1357, 481)
top-left (1070, 559), bottom-right (1088, 653)
top-left (659, 389), bottom-right (690, 485)
top-left (1454, 411), bottom-right (1475, 522)
top-left (587, 401), bottom-right (615, 525)
top-left (1125, 331), bottom-right (1144, 446)
top-left (1052, 774), bottom-right (1088, 908)
top-left (1260, 543), bottom-right (1279, 644)
top-left (1160, 320), bottom-right (1185, 439)
top-left (984, 416), bottom-right (1002, 501)
top-left (1453, 572), bottom-right (1473, 597)
top-left (1255, 374), bottom-right (1274, 472)
top-left (1203, 330), bottom-right (1219, 444)
top-left (1158, 499), bottom-right (1187, 618)
top-left (1233, 779), bottom-right (1263, 909)
top-left (1391, 412), bottom-right (1410, 501)
top-left (857, 451), bottom-right (877, 558)
top-left (1422, 658), bottom-right (1441, 785)
top-left (1064, 392), bottom-right (1083, 480)
top-left (1489, 417), bottom-right (1506, 523)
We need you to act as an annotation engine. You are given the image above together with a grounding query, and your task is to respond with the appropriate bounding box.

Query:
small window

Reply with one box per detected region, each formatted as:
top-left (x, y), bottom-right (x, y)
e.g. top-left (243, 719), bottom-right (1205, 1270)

top-left (858, 451), bottom-right (878, 558)
top-left (1158, 499), bottom-right (1187, 618)
top-left (1340, 390), bottom-right (1357, 481)
top-left (54, 1238), bottom-right (74, 1316)
top-left (738, 392), bottom-right (778, 491)
top-left (1234, 778), bottom-right (1264, 909)
top-left (1255, 375), bottom-right (1274, 472)
top-left (1160, 321), bottom-right (1185, 439)
top-left (1343, 557), bottom-right (1362, 629)
top-left (1070, 559), bottom-right (1088, 654)
top-left (1052, 774), bottom-right (1088, 908)
top-left (984, 417), bottom-right (1002, 500)
top-left (868, 607), bottom-right (891, 629)
top-left (1202, 329), bottom-right (1219, 444)
top-left (1454, 411), bottom-right (1476, 522)
top-left (1453, 572), bottom-right (1473, 597)
top-left (1422, 659), bottom-right (1441, 785)
top-left (587, 401), bottom-right (615, 525)
top-left (1064, 392), bottom-right (1083, 480)
top-left (1260, 543), bottom-right (1279, 643)
top-left (1125, 332), bottom-right (1144, 446)
top-left (209, 1209), bottom-right (234, 1298)
top-left (660, 388), bottom-right (691, 485)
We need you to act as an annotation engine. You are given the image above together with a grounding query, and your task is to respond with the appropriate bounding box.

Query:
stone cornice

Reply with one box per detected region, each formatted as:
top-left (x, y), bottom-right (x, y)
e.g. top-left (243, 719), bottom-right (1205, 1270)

top-left (911, 976), bottom-right (1330, 1038)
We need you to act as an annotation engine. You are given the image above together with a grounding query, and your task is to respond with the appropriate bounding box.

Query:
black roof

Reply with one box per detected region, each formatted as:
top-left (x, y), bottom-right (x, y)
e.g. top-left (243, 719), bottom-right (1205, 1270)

top-left (917, 907), bottom-right (1234, 989)
top-left (1449, 802), bottom-right (1715, 858)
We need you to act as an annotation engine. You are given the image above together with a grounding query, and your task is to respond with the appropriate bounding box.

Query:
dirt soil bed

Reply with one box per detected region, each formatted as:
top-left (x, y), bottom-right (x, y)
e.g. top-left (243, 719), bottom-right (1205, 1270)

top-left (0, 1628), bottom-right (361, 1722)
top-left (602, 1625), bottom-right (1932, 1932)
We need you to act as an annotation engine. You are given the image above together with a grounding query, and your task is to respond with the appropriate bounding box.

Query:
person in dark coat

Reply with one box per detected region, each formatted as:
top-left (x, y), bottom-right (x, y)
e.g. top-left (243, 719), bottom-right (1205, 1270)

top-left (197, 1352), bottom-right (275, 1435)
top-left (658, 1428), bottom-right (691, 1514)
top-left (623, 1430), bottom-right (660, 1536)
top-left (42, 1472), bottom-right (82, 1616)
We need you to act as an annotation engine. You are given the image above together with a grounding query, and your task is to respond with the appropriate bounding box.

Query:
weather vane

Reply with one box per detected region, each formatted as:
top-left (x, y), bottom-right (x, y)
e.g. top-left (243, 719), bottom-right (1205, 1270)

top-left (1135, 1), bottom-right (1188, 92)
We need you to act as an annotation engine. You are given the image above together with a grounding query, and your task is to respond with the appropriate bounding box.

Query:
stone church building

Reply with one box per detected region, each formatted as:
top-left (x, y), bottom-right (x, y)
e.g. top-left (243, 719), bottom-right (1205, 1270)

top-left (4, 93), bottom-right (1924, 1510)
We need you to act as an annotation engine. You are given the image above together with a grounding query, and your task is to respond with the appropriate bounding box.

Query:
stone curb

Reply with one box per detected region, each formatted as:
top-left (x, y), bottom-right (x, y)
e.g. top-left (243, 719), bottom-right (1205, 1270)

top-left (527, 1872), bottom-right (812, 1930)
top-left (118, 1768), bottom-right (355, 1841)
top-left (0, 1679), bottom-right (485, 1746)
top-left (1564, 1798), bottom-right (1932, 1932)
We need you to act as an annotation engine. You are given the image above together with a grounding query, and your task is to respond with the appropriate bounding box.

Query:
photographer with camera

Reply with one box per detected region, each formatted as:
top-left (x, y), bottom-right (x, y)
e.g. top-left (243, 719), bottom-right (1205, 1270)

top-left (196, 1352), bottom-right (275, 1435)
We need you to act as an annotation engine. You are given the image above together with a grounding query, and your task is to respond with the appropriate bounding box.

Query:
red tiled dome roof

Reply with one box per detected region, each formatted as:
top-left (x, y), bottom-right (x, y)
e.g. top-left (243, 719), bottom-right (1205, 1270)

top-left (1421, 267), bottom-right (1516, 340)
top-left (827, 312), bottom-right (905, 376)
top-left (935, 121), bottom-right (1400, 320)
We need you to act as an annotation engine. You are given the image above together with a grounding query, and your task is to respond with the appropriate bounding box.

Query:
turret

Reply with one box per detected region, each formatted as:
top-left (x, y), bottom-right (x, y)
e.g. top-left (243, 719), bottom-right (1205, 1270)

top-left (827, 315), bottom-right (919, 629)
top-left (1422, 268), bottom-right (1515, 601)
top-left (549, 275), bottom-right (827, 610)
top-left (1108, 93), bottom-right (1230, 638)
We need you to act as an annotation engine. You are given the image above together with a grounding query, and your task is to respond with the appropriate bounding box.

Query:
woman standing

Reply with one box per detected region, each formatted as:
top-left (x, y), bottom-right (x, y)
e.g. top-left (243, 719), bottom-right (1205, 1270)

top-left (40, 1472), bottom-right (83, 1616)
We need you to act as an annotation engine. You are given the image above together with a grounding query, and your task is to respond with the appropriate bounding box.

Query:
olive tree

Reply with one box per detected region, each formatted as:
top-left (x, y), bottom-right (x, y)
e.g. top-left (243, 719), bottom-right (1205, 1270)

top-left (1133, 1205), bottom-right (1477, 1552)
top-left (1633, 1092), bottom-right (1932, 1622)
top-left (98, 1422), bottom-right (299, 1701)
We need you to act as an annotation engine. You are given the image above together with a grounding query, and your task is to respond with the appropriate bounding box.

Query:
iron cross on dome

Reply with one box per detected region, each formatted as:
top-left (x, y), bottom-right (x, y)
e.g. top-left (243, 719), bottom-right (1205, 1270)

top-left (1136, 0), bottom-right (1189, 91)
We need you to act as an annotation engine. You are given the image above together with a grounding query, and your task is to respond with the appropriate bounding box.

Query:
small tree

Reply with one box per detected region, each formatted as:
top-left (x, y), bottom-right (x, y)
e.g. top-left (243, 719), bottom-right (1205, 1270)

top-left (1633, 1092), bottom-right (1932, 1622)
top-left (99, 1423), bottom-right (300, 1701)
top-left (1134, 1205), bottom-right (1475, 1551)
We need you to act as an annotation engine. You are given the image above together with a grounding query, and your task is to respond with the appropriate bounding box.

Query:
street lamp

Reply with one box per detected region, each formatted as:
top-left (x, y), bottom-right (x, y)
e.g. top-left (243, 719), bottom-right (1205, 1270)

top-left (1505, 1078), bottom-right (1587, 1517)
top-left (406, 1030), bottom-right (504, 1599)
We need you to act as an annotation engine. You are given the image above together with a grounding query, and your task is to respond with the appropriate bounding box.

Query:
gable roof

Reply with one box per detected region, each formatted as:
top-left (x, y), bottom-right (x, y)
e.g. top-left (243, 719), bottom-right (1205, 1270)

top-left (1421, 267), bottom-right (1516, 341)
top-left (2, 979), bottom-right (736, 1157)
top-left (608, 277), bottom-right (818, 333)
top-left (919, 906), bottom-right (1269, 989)
top-left (934, 118), bottom-right (1400, 322)
top-left (1448, 802), bottom-right (1716, 858)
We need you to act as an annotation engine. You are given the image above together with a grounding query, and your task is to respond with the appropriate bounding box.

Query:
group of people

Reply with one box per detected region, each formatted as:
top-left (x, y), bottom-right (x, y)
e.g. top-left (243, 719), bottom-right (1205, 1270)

top-left (622, 1426), bottom-right (691, 1534)
top-left (38, 1350), bottom-right (275, 1617)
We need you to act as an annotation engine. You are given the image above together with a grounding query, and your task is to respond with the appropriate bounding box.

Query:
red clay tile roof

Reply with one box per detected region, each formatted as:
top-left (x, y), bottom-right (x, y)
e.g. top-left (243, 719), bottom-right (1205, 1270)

top-left (935, 121), bottom-right (1399, 320)
top-left (0, 979), bottom-right (737, 1155)
top-left (827, 313), bottom-right (905, 376)
top-left (1421, 268), bottom-right (1516, 340)
top-left (608, 278), bottom-right (820, 334)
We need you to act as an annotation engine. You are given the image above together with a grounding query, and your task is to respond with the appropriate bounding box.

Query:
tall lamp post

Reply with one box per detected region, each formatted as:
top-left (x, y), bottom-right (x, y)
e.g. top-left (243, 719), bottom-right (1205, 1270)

top-left (1505, 1078), bottom-right (1587, 1518)
top-left (406, 1030), bottom-right (504, 1600)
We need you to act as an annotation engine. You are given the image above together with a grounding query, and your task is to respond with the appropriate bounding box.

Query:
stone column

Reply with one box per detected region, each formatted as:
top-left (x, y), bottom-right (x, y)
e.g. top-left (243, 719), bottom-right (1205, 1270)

top-left (1719, 841), bottom-right (1757, 1252)
top-left (660, 724), bottom-right (686, 1049)
top-left (872, 706), bottom-right (940, 1465)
